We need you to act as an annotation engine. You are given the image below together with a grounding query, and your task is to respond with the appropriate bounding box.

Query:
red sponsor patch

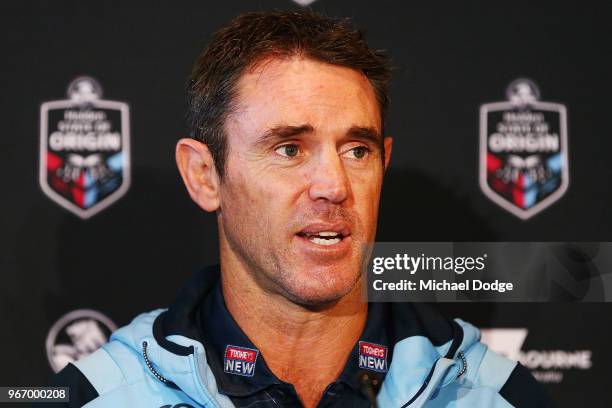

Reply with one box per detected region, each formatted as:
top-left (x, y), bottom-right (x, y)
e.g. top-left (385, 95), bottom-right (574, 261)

top-left (225, 346), bottom-right (258, 363)
top-left (359, 342), bottom-right (387, 358)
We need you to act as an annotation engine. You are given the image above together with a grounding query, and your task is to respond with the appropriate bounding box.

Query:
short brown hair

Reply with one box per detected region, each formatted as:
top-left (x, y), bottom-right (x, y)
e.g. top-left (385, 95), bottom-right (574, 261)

top-left (186, 10), bottom-right (391, 177)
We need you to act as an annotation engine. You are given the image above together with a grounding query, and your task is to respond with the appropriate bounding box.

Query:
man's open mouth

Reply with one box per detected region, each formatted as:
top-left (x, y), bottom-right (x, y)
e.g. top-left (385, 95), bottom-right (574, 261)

top-left (297, 231), bottom-right (345, 246)
top-left (296, 223), bottom-right (351, 246)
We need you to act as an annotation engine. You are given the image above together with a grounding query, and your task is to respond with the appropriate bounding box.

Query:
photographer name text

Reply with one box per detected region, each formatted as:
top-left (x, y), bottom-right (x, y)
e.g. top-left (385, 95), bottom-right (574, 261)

top-left (372, 279), bottom-right (514, 293)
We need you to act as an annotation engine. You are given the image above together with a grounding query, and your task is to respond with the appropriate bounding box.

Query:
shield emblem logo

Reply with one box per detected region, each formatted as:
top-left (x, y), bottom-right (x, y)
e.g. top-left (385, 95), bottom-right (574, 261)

top-left (39, 76), bottom-right (131, 219)
top-left (479, 79), bottom-right (569, 220)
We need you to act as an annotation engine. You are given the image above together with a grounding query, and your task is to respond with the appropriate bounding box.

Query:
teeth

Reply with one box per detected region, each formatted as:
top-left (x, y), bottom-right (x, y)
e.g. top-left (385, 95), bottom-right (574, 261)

top-left (318, 231), bottom-right (339, 237)
top-left (309, 237), bottom-right (341, 245)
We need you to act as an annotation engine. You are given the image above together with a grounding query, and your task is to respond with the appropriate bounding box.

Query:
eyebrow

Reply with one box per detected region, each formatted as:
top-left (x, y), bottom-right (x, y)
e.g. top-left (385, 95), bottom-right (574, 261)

top-left (254, 124), bottom-right (382, 147)
top-left (254, 124), bottom-right (314, 147)
top-left (345, 125), bottom-right (383, 146)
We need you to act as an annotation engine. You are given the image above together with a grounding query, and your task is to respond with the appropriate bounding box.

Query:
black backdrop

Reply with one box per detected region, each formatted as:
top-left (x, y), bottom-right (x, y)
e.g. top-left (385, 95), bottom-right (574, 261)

top-left (1, 1), bottom-right (611, 406)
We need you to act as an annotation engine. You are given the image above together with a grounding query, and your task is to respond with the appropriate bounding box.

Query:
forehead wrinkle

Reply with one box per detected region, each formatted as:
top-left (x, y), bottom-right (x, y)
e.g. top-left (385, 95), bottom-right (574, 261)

top-left (227, 56), bottom-right (382, 146)
top-left (236, 55), bottom-right (375, 106)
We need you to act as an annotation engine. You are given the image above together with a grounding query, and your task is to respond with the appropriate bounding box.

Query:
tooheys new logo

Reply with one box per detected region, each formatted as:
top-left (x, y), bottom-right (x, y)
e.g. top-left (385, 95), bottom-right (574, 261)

top-left (224, 345), bottom-right (259, 377)
top-left (479, 79), bottom-right (569, 220)
top-left (39, 76), bottom-right (131, 219)
top-left (358, 341), bottom-right (388, 372)
top-left (480, 328), bottom-right (592, 384)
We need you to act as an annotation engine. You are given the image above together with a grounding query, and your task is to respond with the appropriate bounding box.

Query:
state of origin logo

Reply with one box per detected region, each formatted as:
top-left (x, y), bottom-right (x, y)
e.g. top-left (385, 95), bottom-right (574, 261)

top-left (479, 79), bottom-right (569, 220)
top-left (39, 76), bottom-right (131, 219)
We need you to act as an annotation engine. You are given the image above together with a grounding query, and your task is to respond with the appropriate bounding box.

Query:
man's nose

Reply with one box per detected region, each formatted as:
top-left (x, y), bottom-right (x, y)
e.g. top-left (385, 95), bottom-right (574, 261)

top-left (307, 148), bottom-right (350, 204)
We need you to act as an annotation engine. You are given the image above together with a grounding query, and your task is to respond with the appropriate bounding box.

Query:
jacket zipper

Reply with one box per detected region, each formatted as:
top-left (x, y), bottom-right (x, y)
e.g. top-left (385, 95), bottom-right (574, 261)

top-left (399, 351), bottom-right (466, 408)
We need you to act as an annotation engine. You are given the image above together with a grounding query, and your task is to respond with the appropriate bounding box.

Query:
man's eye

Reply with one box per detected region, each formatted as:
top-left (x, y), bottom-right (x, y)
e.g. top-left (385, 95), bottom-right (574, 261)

top-left (346, 146), bottom-right (369, 159)
top-left (275, 144), bottom-right (300, 158)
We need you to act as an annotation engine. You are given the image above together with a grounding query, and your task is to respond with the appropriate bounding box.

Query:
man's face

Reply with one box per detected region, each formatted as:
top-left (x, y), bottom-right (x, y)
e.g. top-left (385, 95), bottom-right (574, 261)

top-left (218, 56), bottom-right (391, 306)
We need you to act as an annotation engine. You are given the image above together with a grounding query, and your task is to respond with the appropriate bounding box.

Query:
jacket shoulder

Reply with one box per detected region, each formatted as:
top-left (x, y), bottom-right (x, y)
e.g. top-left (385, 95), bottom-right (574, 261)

top-left (33, 363), bottom-right (99, 408)
top-left (467, 342), bottom-right (555, 407)
top-left (39, 340), bottom-right (146, 407)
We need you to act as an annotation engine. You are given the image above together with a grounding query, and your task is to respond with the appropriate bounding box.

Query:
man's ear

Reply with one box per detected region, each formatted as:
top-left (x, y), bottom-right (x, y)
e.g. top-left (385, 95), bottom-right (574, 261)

top-left (383, 136), bottom-right (393, 171)
top-left (176, 138), bottom-right (221, 212)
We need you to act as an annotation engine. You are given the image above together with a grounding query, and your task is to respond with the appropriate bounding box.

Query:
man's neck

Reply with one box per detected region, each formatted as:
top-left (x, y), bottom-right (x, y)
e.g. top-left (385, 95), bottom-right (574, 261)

top-left (220, 260), bottom-right (367, 408)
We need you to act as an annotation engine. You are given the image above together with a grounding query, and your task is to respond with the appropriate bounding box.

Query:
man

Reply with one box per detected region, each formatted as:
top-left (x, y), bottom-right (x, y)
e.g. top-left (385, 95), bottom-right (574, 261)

top-left (47, 10), bottom-right (552, 408)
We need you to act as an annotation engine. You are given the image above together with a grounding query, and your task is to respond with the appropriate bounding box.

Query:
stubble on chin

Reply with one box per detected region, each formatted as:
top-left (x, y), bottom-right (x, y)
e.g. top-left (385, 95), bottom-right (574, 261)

top-left (270, 259), bottom-right (364, 309)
